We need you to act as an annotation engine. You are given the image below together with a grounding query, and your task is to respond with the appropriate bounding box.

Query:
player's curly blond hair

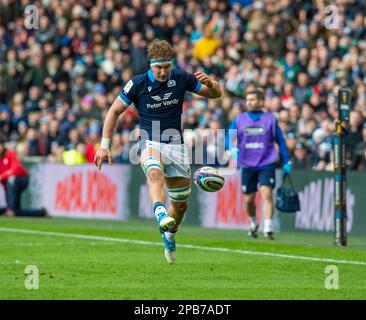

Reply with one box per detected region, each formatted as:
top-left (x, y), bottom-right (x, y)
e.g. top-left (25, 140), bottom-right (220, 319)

top-left (147, 39), bottom-right (175, 61)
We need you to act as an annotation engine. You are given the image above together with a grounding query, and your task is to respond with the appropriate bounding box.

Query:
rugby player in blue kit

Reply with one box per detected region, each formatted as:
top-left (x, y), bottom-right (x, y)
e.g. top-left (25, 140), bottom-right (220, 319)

top-left (94, 39), bottom-right (221, 264)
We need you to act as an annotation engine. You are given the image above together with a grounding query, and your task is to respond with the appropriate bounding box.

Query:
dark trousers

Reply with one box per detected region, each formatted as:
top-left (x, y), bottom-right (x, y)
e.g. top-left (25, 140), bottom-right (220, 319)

top-left (2, 175), bottom-right (45, 217)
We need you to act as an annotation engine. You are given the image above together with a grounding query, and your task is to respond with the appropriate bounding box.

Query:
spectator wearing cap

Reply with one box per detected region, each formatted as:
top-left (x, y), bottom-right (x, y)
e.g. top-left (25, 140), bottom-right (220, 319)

top-left (292, 141), bottom-right (312, 170)
top-left (285, 132), bottom-right (297, 158)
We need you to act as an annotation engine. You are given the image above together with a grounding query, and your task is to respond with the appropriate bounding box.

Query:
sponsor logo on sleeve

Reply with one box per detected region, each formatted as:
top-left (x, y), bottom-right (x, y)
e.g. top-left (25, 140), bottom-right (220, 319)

top-left (123, 80), bottom-right (133, 94)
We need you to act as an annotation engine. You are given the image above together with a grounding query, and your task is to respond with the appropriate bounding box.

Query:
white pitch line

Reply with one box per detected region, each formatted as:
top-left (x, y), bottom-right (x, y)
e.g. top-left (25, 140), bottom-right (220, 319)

top-left (0, 227), bottom-right (365, 266)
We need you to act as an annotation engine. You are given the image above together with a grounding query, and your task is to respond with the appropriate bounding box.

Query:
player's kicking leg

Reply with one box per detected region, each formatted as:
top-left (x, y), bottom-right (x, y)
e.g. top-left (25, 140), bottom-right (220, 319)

top-left (162, 177), bottom-right (191, 264)
top-left (140, 147), bottom-right (175, 230)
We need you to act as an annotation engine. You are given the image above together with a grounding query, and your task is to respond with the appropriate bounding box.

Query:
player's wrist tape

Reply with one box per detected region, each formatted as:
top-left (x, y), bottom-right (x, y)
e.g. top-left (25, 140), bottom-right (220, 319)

top-left (101, 137), bottom-right (111, 150)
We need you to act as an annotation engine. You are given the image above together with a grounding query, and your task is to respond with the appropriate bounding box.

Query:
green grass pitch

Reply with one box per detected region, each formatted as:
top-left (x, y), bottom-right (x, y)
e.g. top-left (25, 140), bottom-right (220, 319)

top-left (0, 217), bottom-right (365, 300)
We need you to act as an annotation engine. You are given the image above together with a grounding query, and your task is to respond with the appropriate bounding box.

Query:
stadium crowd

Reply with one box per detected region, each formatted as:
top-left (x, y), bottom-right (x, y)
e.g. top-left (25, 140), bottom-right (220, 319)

top-left (1, 0), bottom-right (366, 170)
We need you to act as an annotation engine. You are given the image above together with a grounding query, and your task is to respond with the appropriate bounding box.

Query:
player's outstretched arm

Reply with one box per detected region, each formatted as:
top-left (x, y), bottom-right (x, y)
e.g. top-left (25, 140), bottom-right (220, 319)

top-left (194, 71), bottom-right (221, 99)
top-left (94, 98), bottom-right (127, 170)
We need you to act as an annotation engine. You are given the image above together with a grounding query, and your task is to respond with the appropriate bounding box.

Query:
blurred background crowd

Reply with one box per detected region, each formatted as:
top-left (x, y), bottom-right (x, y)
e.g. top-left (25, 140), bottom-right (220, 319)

top-left (1, 0), bottom-right (366, 170)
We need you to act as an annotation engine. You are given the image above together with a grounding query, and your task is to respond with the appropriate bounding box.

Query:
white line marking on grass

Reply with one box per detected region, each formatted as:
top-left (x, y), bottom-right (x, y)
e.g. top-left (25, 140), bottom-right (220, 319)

top-left (1, 227), bottom-right (365, 266)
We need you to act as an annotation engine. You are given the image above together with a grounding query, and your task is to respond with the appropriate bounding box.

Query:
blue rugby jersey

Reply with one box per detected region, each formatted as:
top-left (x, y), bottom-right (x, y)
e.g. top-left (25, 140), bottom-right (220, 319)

top-left (118, 68), bottom-right (202, 143)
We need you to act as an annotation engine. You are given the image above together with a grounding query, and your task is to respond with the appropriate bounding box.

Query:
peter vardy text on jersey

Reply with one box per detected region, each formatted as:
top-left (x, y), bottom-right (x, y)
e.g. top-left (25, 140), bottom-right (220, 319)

top-left (147, 98), bottom-right (179, 109)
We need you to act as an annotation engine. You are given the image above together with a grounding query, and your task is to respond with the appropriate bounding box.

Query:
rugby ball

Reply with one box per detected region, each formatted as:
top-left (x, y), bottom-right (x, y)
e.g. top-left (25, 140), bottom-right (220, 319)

top-left (193, 166), bottom-right (225, 192)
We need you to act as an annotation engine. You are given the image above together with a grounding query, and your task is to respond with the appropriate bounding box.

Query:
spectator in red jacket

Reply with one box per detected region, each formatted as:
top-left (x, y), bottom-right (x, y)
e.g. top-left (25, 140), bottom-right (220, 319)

top-left (0, 135), bottom-right (47, 217)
